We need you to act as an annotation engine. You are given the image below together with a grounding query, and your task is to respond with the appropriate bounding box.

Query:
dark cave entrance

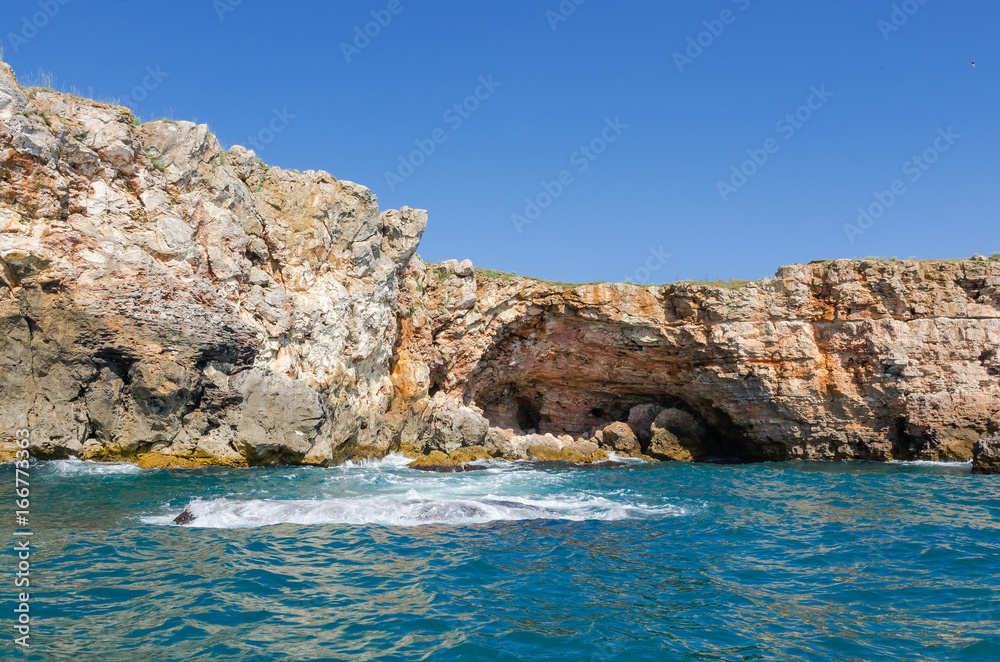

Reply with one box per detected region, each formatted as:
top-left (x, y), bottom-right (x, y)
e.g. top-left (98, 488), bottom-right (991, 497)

top-left (515, 398), bottom-right (542, 432)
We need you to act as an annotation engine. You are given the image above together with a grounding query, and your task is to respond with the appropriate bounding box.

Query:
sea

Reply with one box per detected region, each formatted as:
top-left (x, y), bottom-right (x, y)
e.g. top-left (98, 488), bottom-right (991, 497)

top-left (2, 455), bottom-right (998, 661)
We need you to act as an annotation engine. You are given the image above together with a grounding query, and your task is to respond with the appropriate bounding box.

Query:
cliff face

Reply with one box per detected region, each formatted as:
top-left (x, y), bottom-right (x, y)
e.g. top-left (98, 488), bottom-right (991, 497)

top-left (2, 62), bottom-right (998, 467)
top-left (394, 257), bottom-right (1000, 463)
top-left (0, 62), bottom-right (424, 465)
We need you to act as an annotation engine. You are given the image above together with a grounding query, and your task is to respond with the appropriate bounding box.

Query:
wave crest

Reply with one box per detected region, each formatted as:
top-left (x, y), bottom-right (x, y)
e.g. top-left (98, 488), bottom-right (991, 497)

top-left (155, 495), bottom-right (682, 528)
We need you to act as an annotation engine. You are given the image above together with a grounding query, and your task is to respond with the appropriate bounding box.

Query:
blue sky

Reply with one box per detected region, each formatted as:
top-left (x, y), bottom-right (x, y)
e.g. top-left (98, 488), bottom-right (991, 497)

top-left (3, 0), bottom-right (998, 283)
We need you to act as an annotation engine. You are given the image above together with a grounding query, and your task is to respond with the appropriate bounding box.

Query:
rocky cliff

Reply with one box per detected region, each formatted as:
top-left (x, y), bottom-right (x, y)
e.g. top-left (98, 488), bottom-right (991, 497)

top-left (0, 61), bottom-right (424, 466)
top-left (2, 62), bottom-right (998, 469)
top-left (394, 257), bottom-right (1000, 466)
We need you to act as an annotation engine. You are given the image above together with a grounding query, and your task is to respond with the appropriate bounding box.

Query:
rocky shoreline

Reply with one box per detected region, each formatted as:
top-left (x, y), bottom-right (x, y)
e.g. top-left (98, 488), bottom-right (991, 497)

top-left (1, 61), bottom-right (998, 474)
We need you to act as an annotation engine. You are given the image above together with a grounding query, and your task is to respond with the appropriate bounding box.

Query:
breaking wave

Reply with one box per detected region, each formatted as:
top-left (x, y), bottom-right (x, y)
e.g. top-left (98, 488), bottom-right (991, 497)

top-left (47, 457), bottom-right (147, 476)
top-left (153, 494), bottom-right (684, 528)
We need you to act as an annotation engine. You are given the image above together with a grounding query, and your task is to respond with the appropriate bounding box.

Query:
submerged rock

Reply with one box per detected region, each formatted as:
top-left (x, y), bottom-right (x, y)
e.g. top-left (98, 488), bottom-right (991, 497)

top-left (173, 509), bottom-right (196, 525)
top-left (587, 460), bottom-right (629, 469)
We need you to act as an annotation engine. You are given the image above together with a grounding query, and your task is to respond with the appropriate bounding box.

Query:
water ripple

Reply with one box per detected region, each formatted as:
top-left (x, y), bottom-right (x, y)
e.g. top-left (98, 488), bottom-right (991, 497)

top-left (1, 459), bottom-right (997, 660)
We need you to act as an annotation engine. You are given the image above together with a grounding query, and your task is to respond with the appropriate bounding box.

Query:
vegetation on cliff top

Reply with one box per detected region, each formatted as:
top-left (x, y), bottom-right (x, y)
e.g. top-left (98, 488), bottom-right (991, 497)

top-left (444, 253), bottom-right (1000, 294)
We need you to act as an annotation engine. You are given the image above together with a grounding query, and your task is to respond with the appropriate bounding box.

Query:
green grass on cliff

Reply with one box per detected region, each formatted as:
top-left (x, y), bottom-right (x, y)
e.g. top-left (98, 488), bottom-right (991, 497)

top-left (470, 265), bottom-right (752, 290)
top-left (467, 252), bottom-right (1000, 292)
top-left (524, 276), bottom-right (596, 289)
top-left (475, 268), bottom-right (517, 282)
top-left (671, 278), bottom-right (753, 290)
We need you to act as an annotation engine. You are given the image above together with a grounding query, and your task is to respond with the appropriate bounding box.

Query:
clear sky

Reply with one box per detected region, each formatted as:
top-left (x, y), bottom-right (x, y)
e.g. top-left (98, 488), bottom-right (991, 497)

top-left (3, 0), bottom-right (998, 283)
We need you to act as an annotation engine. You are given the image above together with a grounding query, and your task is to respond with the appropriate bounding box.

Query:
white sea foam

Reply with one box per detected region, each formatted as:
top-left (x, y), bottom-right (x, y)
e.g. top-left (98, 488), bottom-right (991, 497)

top-left (155, 494), bottom-right (684, 529)
top-left (606, 452), bottom-right (652, 464)
top-left (339, 453), bottom-right (414, 470)
top-left (889, 460), bottom-right (973, 467)
top-left (140, 448), bottom-right (681, 529)
top-left (46, 457), bottom-right (146, 476)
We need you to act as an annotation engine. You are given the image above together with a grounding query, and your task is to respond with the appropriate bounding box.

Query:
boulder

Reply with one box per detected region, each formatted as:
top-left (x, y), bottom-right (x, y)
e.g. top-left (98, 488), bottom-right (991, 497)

top-left (565, 440), bottom-right (599, 455)
top-left (627, 404), bottom-right (665, 444)
top-left (233, 368), bottom-right (327, 465)
top-left (525, 444), bottom-right (608, 464)
top-left (599, 422), bottom-right (639, 453)
top-left (407, 450), bottom-right (487, 473)
top-left (972, 435), bottom-right (1000, 475)
top-left (648, 408), bottom-right (707, 462)
top-left (483, 427), bottom-right (517, 458)
top-left (421, 398), bottom-right (489, 453)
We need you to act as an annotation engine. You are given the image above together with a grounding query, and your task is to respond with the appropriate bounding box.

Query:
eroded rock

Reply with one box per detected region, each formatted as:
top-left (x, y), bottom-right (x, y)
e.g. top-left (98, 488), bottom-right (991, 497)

top-left (599, 422), bottom-right (640, 454)
top-left (648, 409), bottom-right (709, 462)
top-left (972, 436), bottom-right (1000, 475)
top-left (407, 449), bottom-right (488, 473)
top-left (627, 404), bottom-right (665, 444)
top-left (397, 256), bottom-right (1000, 464)
top-left (0, 62), bottom-right (424, 466)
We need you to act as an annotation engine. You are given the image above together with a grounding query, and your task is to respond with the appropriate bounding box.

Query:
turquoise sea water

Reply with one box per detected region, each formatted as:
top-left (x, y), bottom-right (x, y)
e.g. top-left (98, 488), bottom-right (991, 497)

top-left (2, 456), bottom-right (999, 661)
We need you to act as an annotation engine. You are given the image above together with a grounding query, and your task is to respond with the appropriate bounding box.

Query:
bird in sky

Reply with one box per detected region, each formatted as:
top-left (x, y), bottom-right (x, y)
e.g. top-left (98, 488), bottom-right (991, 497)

top-left (972, 58), bottom-right (976, 67)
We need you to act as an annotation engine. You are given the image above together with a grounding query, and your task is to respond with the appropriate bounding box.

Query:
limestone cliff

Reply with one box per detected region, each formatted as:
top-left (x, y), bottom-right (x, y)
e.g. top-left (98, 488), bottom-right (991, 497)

top-left (0, 61), bottom-right (424, 465)
top-left (1, 61), bottom-right (998, 469)
top-left (394, 257), bottom-right (1000, 465)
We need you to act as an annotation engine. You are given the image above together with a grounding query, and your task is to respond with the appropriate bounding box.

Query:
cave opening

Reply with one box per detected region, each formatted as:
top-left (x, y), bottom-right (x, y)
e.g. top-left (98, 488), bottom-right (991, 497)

top-left (516, 398), bottom-right (542, 432)
top-left (890, 416), bottom-right (918, 460)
